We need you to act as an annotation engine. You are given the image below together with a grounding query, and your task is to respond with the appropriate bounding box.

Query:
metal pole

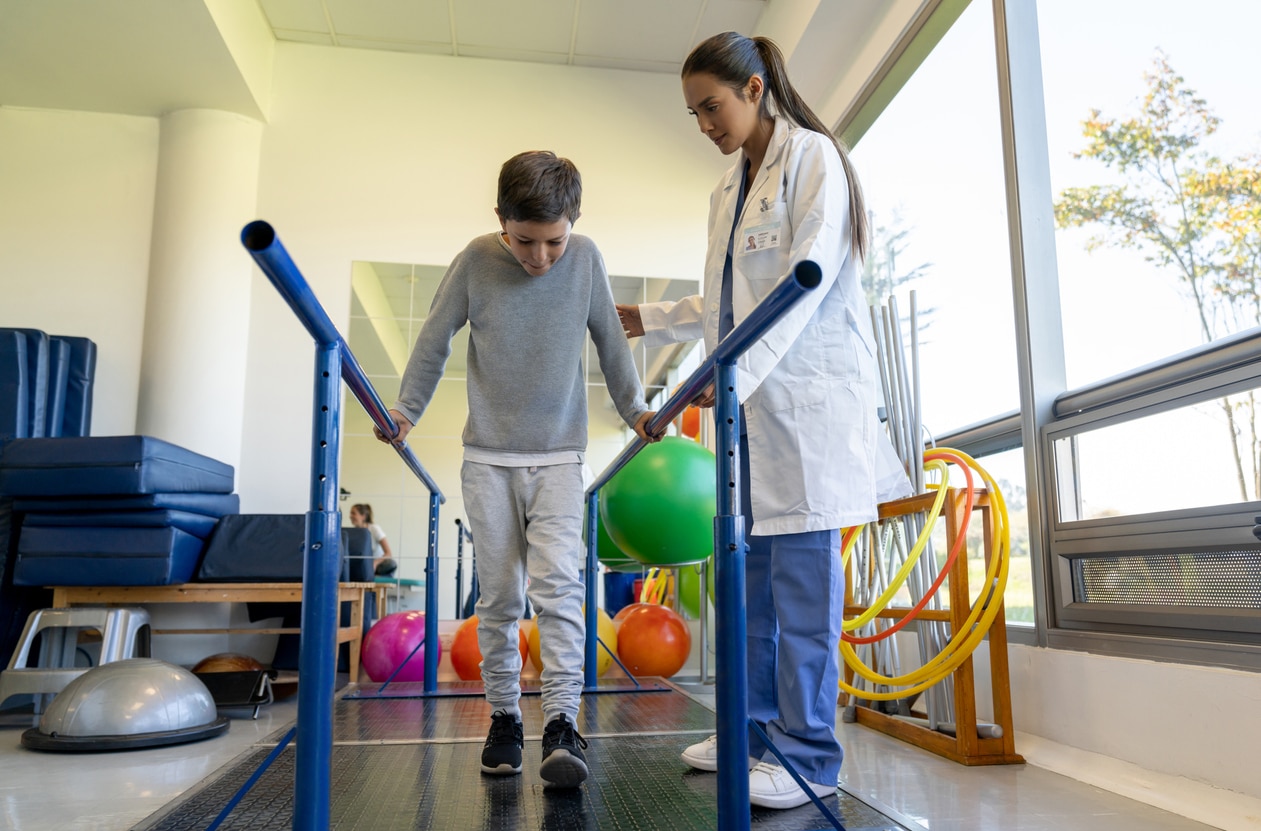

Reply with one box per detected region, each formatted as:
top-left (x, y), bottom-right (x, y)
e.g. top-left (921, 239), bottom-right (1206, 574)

top-left (423, 491), bottom-right (441, 693)
top-left (294, 341), bottom-right (341, 831)
top-left (713, 359), bottom-right (750, 831)
top-left (455, 518), bottom-right (466, 620)
top-left (584, 494), bottom-right (600, 689)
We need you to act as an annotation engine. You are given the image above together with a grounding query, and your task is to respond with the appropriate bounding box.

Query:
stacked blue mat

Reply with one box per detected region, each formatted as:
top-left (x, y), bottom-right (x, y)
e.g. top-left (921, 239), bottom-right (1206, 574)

top-left (0, 436), bottom-right (238, 587)
top-left (0, 328), bottom-right (96, 441)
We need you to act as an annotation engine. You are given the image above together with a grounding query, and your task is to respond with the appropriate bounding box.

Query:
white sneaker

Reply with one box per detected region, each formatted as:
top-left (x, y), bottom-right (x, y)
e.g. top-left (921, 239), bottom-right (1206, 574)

top-left (748, 762), bottom-right (837, 810)
top-left (680, 735), bottom-right (760, 772)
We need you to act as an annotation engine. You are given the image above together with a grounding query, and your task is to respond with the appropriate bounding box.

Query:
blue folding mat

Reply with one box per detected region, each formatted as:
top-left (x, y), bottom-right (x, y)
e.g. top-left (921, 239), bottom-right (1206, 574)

top-left (0, 435), bottom-right (234, 496)
top-left (50, 335), bottom-right (95, 437)
top-left (0, 436), bottom-right (237, 587)
top-left (13, 525), bottom-right (207, 586)
top-left (0, 330), bottom-right (29, 440)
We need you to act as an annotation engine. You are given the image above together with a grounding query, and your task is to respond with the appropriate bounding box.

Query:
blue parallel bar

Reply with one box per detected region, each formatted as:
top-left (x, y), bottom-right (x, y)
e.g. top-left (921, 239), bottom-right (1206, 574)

top-left (241, 221), bottom-right (448, 831)
top-left (241, 221), bottom-right (444, 500)
top-left (424, 490), bottom-right (441, 692)
top-left (713, 360), bottom-right (749, 829)
top-left (295, 342), bottom-right (341, 831)
top-left (583, 495), bottom-right (599, 688)
top-left (585, 260), bottom-right (821, 831)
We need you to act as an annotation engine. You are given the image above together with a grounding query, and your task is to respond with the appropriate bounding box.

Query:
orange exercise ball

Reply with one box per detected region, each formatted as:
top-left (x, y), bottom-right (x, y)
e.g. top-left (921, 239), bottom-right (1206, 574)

top-left (528, 609), bottom-right (617, 676)
top-left (450, 615), bottom-right (528, 681)
top-left (192, 652), bottom-right (264, 673)
top-left (681, 405), bottom-right (701, 439)
top-left (614, 603), bottom-right (691, 678)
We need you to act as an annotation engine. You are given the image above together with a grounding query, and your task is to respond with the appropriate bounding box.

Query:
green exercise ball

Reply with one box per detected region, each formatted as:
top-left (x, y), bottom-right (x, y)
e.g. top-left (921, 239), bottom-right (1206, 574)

top-left (676, 557), bottom-right (716, 617)
top-left (600, 436), bottom-right (715, 567)
top-left (584, 496), bottom-right (642, 573)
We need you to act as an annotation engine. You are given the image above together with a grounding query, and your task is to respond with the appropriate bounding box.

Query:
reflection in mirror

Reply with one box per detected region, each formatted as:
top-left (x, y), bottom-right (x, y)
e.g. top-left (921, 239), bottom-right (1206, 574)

top-left (341, 261), bottom-right (701, 618)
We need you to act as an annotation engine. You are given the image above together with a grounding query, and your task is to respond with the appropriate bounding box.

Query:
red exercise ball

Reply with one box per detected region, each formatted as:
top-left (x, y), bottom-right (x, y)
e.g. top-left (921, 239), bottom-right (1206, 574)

top-left (614, 603), bottom-right (691, 678)
top-left (361, 611), bottom-right (440, 683)
top-left (450, 615), bottom-right (529, 681)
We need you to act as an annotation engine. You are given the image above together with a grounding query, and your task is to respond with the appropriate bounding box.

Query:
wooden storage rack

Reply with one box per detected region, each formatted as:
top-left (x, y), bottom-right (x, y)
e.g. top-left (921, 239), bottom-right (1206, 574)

top-left (843, 487), bottom-right (1025, 766)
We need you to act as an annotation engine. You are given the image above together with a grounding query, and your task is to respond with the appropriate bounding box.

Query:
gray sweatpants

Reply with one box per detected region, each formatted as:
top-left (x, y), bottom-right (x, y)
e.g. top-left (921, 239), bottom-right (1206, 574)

top-left (461, 461), bottom-right (585, 724)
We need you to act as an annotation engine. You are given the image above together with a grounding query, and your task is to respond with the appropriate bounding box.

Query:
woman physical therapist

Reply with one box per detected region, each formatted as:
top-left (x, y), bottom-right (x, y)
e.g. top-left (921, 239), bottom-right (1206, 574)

top-left (618, 31), bottom-right (880, 810)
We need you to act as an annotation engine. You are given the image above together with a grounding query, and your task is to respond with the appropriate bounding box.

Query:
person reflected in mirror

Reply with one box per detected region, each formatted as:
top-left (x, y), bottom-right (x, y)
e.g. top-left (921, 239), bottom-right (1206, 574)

top-left (349, 503), bottom-right (394, 574)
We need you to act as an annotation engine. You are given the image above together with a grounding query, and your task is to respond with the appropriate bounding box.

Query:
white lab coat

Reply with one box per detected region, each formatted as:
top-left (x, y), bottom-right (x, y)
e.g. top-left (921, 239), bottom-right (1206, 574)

top-left (640, 117), bottom-right (882, 535)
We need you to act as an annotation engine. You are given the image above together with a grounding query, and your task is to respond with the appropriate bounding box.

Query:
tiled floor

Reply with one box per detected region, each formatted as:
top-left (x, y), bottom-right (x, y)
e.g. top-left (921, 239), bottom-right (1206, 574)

top-left (0, 681), bottom-right (1222, 831)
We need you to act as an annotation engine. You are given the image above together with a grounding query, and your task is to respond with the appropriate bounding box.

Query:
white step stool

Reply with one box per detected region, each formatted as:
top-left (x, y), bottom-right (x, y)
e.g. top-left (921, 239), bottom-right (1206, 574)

top-left (0, 606), bottom-right (152, 712)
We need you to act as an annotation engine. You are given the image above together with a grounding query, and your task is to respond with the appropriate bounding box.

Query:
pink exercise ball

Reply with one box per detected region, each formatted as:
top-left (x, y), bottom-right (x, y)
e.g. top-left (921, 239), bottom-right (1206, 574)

top-left (361, 611), bottom-right (439, 683)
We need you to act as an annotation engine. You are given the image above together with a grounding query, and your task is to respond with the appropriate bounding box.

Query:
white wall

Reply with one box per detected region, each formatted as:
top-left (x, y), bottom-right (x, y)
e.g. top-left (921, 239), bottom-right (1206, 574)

top-left (0, 106), bottom-right (159, 436)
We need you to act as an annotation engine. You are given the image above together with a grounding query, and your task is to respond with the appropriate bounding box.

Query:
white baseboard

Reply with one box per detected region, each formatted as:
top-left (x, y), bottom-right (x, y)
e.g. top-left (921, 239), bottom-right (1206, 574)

top-left (1016, 731), bottom-right (1261, 831)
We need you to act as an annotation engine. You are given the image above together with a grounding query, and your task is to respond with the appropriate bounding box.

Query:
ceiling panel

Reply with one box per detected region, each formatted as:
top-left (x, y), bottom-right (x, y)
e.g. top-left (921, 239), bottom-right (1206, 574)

top-left (573, 0), bottom-right (705, 63)
top-left (324, 0), bottom-right (450, 42)
top-left (258, 0), bottom-right (331, 34)
top-left (694, 0), bottom-right (766, 46)
top-left (452, 0), bottom-right (575, 55)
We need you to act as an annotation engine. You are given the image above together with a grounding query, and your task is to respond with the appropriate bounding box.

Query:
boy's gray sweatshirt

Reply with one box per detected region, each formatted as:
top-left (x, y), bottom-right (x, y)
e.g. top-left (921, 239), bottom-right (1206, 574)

top-left (394, 232), bottom-right (649, 454)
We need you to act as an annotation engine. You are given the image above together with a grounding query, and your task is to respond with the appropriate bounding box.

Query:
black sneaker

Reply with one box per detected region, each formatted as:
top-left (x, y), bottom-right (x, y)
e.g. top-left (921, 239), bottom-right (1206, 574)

top-left (539, 714), bottom-right (589, 788)
top-left (481, 711), bottom-right (523, 775)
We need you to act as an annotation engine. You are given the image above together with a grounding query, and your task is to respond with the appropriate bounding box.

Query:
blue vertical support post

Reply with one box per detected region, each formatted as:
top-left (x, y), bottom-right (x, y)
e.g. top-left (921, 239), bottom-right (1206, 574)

top-left (424, 491), bottom-right (442, 693)
top-left (455, 519), bottom-right (466, 619)
top-left (294, 341), bottom-right (342, 831)
top-left (713, 359), bottom-right (750, 831)
top-left (583, 493), bottom-right (600, 688)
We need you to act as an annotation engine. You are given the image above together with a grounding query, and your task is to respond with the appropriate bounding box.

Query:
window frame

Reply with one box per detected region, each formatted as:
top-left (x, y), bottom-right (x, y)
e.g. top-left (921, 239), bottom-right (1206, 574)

top-left (841, 0), bottom-right (1261, 671)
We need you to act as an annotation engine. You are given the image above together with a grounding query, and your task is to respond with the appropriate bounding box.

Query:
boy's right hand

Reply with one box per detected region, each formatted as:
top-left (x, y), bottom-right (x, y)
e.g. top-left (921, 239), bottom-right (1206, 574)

top-left (616, 304), bottom-right (644, 338)
top-left (375, 409), bottom-right (414, 446)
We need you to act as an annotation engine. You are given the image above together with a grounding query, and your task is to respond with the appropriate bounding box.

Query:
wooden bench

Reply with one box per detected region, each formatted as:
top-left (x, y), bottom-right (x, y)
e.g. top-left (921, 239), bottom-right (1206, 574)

top-left (49, 582), bottom-right (384, 684)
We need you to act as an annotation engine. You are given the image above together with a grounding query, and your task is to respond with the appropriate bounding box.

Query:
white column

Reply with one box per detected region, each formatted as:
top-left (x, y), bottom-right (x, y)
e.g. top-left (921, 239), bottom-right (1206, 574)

top-left (137, 109), bottom-right (264, 472)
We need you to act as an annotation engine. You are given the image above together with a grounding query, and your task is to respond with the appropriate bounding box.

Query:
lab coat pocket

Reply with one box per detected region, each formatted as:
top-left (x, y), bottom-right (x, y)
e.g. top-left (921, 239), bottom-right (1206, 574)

top-left (759, 376), bottom-right (832, 414)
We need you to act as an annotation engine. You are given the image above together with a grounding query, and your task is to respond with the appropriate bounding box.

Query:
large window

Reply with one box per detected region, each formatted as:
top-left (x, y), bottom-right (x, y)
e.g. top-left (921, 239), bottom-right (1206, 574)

top-left (1039, 1), bottom-right (1261, 390)
top-left (852, 0), bottom-right (1018, 438)
top-left (1035, 2), bottom-right (1261, 656)
top-left (851, 1), bottom-right (1035, 627)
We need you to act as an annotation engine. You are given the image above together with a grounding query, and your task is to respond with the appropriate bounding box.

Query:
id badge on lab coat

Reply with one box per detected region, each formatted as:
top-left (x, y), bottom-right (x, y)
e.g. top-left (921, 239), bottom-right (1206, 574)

top-left (740, 221), bottom-right (782, 252)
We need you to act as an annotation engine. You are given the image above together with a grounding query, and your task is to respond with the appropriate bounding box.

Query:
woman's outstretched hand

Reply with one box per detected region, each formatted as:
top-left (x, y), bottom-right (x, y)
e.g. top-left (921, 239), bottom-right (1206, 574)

top-left (616, 304), bottom-right (644, 338)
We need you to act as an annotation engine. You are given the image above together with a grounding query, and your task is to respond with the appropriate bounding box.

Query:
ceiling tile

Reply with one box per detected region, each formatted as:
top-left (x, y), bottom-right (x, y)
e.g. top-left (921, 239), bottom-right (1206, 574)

top-left (325, 0), bottom-right (451, 43)
top-left (452, 0), bottom-right (575, 55)
top-left (574, 0), bottom-right (705, 63)
top-left (692, 0), bottom-right (765, 46)
top-left (258, 0), bottom-right (331, 34)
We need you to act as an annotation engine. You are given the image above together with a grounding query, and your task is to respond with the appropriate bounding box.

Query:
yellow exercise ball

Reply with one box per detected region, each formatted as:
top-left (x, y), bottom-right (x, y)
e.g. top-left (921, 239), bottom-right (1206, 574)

top-left (528, 608), bottom-right (618, 676)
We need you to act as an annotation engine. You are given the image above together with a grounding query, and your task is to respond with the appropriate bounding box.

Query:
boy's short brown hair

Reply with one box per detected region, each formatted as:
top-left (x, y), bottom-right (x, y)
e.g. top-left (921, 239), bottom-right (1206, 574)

top-left (496, 151), bottom-right (582, 224)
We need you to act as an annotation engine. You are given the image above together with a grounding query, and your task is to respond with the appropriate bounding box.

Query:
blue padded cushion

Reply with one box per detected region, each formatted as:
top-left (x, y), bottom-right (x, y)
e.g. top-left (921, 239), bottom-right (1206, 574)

top-left (22, 509), bottom-right (222, 540)
top-left (14, 525), bottom-right (206, 586)
top-left (44, 337), bottom-right (71, 437)
top-left (0, 330), bottom-right (29, 440)
top-left (0, 435), bottom-right (234, 496)
top-left (13, 330), bottom-right (48, 439)
top-left (56, 336), bottom-right (96, 438)
top-left (12, 492), bottom-right (239, 515)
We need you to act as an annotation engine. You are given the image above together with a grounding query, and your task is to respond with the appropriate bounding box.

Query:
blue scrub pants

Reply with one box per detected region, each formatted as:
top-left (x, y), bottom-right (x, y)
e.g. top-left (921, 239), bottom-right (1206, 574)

top-left (741, 432), bottom-right (845, 785)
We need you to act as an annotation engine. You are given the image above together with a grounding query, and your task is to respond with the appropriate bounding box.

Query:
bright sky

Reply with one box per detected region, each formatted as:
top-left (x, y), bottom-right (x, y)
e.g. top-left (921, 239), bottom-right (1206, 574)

top-left (850, 0), bottom-right (1261, 515)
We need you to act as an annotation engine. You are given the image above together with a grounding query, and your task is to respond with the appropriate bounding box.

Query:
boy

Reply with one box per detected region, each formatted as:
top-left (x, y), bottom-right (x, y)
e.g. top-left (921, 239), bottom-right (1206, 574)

top-left (378, 151), bottom-right (657, 788)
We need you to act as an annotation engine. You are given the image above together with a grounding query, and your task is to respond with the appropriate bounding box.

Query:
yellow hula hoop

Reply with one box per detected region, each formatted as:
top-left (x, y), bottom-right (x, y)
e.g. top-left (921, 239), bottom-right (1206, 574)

top-left (841, 458), bottom-right (950, 631)
top-left (839, 449), bottom-right (1011, 699)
